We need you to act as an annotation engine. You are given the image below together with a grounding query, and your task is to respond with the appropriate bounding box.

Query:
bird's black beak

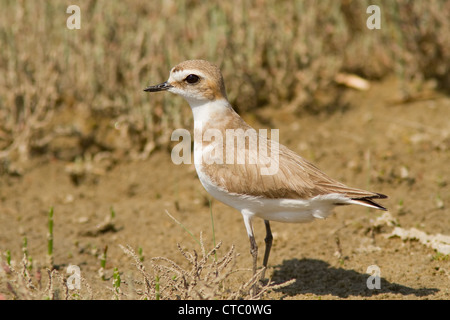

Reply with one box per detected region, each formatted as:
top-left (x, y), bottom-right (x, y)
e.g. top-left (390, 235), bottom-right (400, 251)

top-left (144, 81), bottom-right (173, 92)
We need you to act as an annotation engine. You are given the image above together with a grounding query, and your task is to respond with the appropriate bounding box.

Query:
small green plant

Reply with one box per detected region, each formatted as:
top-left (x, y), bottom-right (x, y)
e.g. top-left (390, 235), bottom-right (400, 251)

top-left (397, 198), bottom-right (407, 216)
top-left (99, 245), bottom-right (108, 281)
top-left (155, 275), bottom-right (160, 300)
top-left (47, 207), bottom-right (54, 268)
top-left (432, 252), bottom-right (449, 261)
top-left (22, 237), bottom-right (28, 257)
top-left (435, 194), bottom-right (444, 209)
top-left (22, 237), bottom-right (32, 271)
top-left (5, 249), bottom-right (11, 266)
top-left (138, 246), bottom-right (144, 262)
top-left (112, 267), bottom-right (121, 299)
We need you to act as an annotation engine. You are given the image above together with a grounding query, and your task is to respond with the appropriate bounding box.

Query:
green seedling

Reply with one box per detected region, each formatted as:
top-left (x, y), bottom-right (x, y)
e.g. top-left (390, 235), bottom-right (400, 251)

top-left (432, 252), bottom-right (449, 261)
top-left (138, 246), bottom-right (144, 262)
top-left (100, 245), bottom-right (108, 281)
top-left (6, 250), bottom-right (11, 266)
top-left (22, 237), bottom-right (32, 271)
top-left (112, 267), bottom-right (121, 299)
top-left (435, 194), bottom-right (444, 209)
top-left (47, 207), bottom-right (54, 268)
top-left (155, 275), bottom-right (160, 300)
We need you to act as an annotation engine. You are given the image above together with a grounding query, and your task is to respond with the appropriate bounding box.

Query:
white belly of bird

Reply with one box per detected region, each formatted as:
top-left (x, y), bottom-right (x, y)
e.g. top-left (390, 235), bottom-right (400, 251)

top-left (194, 147), bottom-right (351, 223)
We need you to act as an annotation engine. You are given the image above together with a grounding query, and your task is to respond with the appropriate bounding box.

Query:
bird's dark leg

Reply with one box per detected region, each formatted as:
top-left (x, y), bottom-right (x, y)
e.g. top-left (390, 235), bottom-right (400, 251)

top-left (261, 220), bottom-right (273, 280)
top-left (248, 234), bottom-right (258, 277)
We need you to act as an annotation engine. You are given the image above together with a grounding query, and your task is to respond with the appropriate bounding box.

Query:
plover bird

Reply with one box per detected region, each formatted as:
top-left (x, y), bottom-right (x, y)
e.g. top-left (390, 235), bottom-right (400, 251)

top-left (144, 59), bottom-right (387, 280)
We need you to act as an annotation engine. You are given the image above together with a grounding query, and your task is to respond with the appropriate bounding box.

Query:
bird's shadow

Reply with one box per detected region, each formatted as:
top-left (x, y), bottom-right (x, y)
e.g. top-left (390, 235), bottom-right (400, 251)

top-left (270, 258), bottom-right (439, 298)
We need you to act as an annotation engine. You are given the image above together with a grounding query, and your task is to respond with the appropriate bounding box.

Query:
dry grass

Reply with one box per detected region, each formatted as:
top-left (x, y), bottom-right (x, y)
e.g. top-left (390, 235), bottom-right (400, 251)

top-left (0, 0), bottom-right (449, 174)
top-left (0, 235), bottom-right (293, 300)
top-left (1, 206), bottom-right (292, 300)
top-left (0, 253), bottom-right (93, 300)
top-left (119, 242), bottom-right (262, 300)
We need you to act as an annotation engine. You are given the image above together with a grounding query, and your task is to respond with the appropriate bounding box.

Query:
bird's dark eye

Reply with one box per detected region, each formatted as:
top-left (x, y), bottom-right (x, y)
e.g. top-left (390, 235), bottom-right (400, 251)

top-left (185, 74), bottom-right (200, 84)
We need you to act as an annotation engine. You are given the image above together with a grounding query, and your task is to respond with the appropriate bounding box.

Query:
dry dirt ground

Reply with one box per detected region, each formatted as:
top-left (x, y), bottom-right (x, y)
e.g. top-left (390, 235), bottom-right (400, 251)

top-left (0, 77), bottom-right (449, 299)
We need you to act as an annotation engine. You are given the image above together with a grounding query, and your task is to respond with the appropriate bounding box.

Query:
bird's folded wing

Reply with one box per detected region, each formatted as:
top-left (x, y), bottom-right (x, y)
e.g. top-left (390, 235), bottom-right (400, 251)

top-left (201, 132), bottom-right (385, 201)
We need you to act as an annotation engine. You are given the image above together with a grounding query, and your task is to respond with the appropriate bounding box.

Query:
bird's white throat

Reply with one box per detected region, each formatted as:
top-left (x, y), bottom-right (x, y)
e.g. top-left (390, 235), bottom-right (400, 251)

top-left (188, 98), bottom-right (230, 124)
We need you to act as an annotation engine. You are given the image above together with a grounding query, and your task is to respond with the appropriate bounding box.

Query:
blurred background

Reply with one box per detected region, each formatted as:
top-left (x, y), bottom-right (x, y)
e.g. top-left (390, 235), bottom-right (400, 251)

top-left (0, 0), bottom-right (448, 175)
